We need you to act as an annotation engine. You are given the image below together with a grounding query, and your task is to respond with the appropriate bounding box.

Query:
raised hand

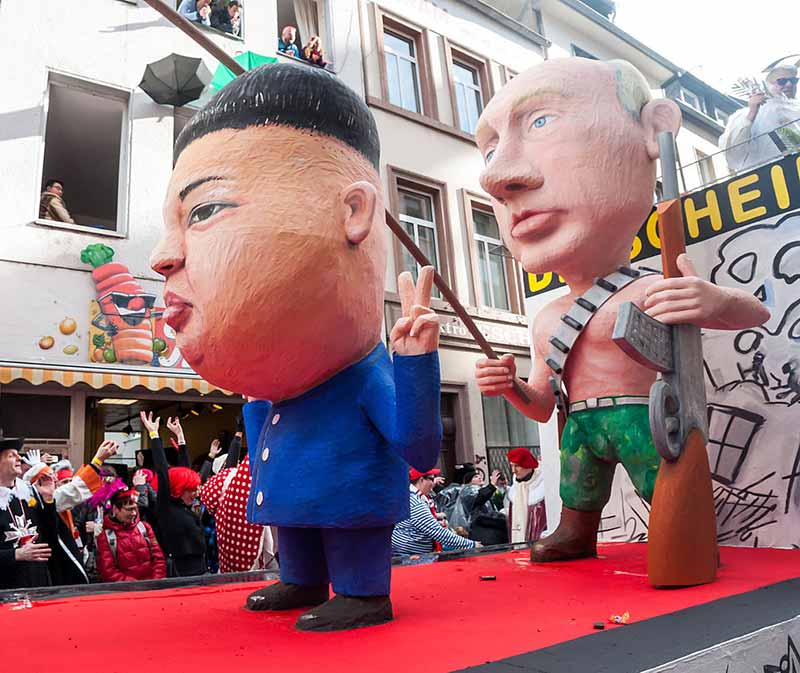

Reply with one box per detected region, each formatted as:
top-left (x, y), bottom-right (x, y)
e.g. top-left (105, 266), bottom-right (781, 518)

top-left (140, 411), bottom-right (160, 435)
top-left (390, 266), bottom-right (439, 356)
top-left (132, 471), bottom-right (147, 487)
top-left (42, 453), bottom-right (58, 465)
top-left (490, 469), bottom-right (501, 486)
top-left (36, 474), bottom-right (56, 502)
top-left (22, 450), bottom-right (41, 467)
top-left (475, 353), bottom-right (516, 396)
top-left (208, 439), bottom-right (222, 459)
top-left (166, 417), bottom-right (183, 436)
top-left (94, 440), bottom-right (119, 464)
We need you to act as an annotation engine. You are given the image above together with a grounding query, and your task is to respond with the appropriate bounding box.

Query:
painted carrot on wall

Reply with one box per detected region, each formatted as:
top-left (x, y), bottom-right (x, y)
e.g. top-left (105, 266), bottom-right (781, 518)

top-left (81, 244), bottom-right (157, 365)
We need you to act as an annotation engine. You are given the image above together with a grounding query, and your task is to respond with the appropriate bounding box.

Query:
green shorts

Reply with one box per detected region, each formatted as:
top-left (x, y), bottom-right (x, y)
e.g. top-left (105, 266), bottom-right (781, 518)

top-left (559, 403), bottom-right (660, 512)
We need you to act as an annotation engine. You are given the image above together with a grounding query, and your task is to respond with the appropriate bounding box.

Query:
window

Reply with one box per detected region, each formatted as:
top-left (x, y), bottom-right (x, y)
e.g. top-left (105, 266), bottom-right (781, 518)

top-left (707, 404), bottom-right (764, 484)
top-left (375, 10), bottom-right (434, 117)
top-left (40, 75), bottom-right (130, 234)
top-left (501, 66), bottom-right (519, 85)
top-left (445, 43), bottom-right (491, 135)
top-left (383, 30), bottom-right (422, 113)
top-left (482, 395), bottom-right (540, 477)
top-left (389, 168), bottom-right (454, 296)
top-left (453, 61), bottom-right (483, 134)
top-left (695, 149), bottom-right (717, 185)
top-left (463, 193), bottom-right (524, 313)
top-left (276, 0), bottom-right (322, 58)
top-left (715, 108), bottom-right (730, 125)
top-left (571, 44), bottom-right (598, 60)
top-left (398, 189), bottom-right (441, 298)
top-left (176, 0), bottom-right (244, 38)
top-left (680, 88), bottom-right (703, 112)
top-left (473, 207), bottom-right (510, 310)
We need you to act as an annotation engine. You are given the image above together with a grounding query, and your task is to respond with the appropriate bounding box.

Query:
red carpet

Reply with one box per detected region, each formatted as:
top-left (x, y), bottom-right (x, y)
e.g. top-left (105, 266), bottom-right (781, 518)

top-left (5, 543), bottom-right (798, 673)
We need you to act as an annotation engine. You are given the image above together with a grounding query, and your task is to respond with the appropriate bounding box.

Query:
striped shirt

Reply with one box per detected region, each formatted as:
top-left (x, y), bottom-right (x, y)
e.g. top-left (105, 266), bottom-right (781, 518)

top-left (392, 485), bottom-right (477, 555)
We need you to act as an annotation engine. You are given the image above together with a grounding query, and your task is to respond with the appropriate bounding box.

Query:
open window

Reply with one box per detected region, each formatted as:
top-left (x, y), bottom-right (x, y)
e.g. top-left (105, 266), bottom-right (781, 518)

top-left (39, 74), bottom-right (130, 234)
top-left (175, 1), bottom-right (244, 39)
top-left (277, 0), bottom-right (323, 59)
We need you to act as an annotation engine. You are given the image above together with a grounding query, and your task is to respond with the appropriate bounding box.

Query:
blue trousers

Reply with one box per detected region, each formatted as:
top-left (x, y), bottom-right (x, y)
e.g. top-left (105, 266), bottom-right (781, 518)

top-left (278, 526), bottom-right (393, 596)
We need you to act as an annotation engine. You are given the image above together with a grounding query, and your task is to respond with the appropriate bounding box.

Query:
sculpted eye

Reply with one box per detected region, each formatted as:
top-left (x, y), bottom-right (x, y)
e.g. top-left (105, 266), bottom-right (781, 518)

top-left (484, 149), bottom-right (496, 164)
top-left (188, 202), bottom-right (235, 226)
top-left (530, 114), bottom-right (555, 130)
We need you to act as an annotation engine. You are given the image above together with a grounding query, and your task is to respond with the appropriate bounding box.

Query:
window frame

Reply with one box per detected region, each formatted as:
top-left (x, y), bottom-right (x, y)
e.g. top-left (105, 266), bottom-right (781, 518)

top-left (695, 148), bottom-right (717, 186)
top-left (500, 65), bottom-right (519, 87)
top-left (387, 166), bottom-right (456, 297)
top-left (680, 88), bottom-right (704, 113)
top-left (461, 190), bottom-right (524, 314)
top-left (714, 108), bottom-right (730, 125)
top-left (374, 7), bottom-right (437, 119)
top-left (35, 71), bottom-right (132, 238)
top-left (443, 40), bottom-right (493, 136)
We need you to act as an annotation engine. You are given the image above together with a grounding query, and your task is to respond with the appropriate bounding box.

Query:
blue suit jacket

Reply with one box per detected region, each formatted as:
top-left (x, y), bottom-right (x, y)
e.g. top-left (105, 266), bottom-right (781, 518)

top-left (243, 343), bottom-right (442, 528)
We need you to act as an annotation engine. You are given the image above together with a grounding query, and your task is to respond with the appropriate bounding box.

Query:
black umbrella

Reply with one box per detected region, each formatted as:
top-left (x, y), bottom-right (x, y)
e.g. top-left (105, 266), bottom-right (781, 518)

top-left (139, 53), bottom-right (211, 106)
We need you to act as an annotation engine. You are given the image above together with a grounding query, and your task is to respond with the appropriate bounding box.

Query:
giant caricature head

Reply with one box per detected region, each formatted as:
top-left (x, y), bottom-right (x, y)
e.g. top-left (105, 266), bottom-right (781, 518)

top-left (151, 64), bottom-right (386, 400)
top-left (476, 58), bottom-right (681, 281)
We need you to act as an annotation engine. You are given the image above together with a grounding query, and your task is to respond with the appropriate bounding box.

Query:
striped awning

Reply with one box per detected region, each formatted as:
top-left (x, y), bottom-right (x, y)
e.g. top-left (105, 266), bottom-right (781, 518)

top-left (0, 364), bottom-right (229, 395)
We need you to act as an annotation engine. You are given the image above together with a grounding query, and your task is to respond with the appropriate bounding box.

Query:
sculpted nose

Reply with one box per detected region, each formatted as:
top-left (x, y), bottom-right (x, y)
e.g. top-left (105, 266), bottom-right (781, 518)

top-left (150, 231), bottom-right (185, 278)
top-left (480, 145), bottom-right (543, 202)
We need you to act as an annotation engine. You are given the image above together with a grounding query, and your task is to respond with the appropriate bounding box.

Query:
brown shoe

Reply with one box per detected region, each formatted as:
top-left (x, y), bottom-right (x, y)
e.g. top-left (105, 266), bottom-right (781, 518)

top-left (531, 507), bottom-right (602, 562)
top-left (244, 581), bottom-right (329, 611)
top-left (295, 595), bottom-right (393, 632)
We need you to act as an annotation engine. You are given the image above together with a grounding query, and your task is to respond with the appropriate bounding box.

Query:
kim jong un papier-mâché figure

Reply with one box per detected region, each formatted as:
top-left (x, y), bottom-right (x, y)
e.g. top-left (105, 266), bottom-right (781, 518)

top-left (151, 64), bottom-right (443, 631)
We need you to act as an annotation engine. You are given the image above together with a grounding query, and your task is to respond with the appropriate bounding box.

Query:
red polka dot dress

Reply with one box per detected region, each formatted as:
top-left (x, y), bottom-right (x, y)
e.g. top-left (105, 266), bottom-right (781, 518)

top-left (200, 455), bottom-right (267, 573)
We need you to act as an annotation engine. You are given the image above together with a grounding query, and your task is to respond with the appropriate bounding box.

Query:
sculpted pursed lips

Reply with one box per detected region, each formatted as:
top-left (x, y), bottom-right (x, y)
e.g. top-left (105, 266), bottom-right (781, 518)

top-left (510, 209), bottom-right (557, 237)
top-left (163, 291), bottom-right (193, 331)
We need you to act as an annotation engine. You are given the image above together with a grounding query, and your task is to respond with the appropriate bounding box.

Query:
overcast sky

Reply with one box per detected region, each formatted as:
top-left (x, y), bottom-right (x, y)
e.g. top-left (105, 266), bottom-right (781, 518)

top-left (612, 0), bottom-right (799, 92)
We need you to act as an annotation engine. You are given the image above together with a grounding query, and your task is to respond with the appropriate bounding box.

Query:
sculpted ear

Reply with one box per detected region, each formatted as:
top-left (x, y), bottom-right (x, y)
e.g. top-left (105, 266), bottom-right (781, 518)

top-left (640, 98), bottom-right (682, 160)
top-left (338, 181), bottom-right (378, 245)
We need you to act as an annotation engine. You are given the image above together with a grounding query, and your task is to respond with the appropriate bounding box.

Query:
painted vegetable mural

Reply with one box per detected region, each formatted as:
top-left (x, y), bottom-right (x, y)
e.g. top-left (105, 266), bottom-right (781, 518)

top-left (81, 244), bottom-right (183, 367)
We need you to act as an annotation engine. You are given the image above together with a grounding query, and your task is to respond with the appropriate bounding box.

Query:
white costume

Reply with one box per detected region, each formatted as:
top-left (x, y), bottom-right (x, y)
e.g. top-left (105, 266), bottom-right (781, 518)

top-left (506, 469), bottom-right (546, 544)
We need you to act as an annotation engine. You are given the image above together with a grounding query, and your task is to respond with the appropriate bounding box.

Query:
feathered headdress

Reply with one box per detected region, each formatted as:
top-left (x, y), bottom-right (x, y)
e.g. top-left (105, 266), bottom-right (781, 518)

top-left (87, 477), bottom-right (127, 511)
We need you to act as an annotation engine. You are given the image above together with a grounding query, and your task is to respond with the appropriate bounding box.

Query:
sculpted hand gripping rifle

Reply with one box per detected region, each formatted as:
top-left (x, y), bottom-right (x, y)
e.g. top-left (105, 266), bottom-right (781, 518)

top-left (612, 132), bottom-right (718, 588)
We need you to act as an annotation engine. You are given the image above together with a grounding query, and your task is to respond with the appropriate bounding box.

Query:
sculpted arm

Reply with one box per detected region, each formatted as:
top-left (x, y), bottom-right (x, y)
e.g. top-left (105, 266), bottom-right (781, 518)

top-left (475, 311), bottom-right (555, 423)
top-left (644, 254), bottom-right (770, 331)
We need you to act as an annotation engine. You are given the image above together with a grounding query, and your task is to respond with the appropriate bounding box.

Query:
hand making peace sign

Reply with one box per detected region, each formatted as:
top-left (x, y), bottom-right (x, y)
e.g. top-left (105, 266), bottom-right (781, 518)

top-left (390, 266), bottom-right (440, 356)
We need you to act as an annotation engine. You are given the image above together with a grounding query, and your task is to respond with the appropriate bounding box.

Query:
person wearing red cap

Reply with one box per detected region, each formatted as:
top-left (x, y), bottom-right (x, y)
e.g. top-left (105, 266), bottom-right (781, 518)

top-left (506, 448), bottom-right (546, 545)
top-left (392, 468), bottom-right (479, 555)
top-left (141, 412), bottom-right (206, 577)
top-left (96, 488), bottom-right (166, 582)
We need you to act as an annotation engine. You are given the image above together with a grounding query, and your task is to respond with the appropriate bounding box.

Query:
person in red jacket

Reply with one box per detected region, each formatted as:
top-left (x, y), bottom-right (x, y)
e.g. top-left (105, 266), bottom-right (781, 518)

top-left (96, 488), bottom-right (166, 582)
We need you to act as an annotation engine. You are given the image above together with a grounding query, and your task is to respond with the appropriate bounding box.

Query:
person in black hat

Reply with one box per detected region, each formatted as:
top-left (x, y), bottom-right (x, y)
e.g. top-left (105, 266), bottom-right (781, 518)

top-left (0, 432), bottom-right (57, 590)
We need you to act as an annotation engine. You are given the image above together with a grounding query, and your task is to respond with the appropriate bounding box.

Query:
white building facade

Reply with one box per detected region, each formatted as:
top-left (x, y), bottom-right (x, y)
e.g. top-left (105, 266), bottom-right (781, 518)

top-left (0, 0), bottom-right (738, 479)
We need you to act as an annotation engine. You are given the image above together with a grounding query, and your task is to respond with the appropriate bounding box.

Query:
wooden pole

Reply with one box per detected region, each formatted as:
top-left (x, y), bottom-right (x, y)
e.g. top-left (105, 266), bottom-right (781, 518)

top-left (141, 0), bottom-right (244, 75)
top-left (140, 0), bottom-right (530, 403)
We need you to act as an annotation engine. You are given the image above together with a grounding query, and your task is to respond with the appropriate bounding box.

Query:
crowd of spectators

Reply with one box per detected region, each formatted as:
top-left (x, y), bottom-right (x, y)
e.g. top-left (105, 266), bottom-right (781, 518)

top-left (278, 25), bottom-right (327, 69)
top-left (2, 410), bottom-right (543, 591)
top-left (0, 410), bottom-right (274, 591)
top-left (178, 0), bottom-right (242, 37)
